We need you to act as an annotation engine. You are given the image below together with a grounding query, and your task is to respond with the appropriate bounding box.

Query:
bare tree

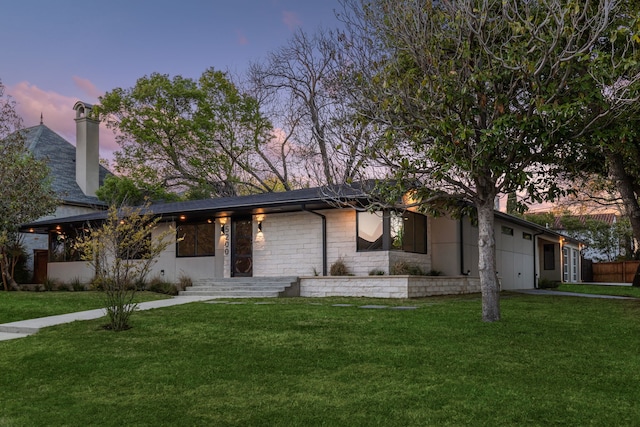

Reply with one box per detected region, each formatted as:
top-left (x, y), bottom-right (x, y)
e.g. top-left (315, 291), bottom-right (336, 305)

top-left (248, 28), bottom-right (373, 187)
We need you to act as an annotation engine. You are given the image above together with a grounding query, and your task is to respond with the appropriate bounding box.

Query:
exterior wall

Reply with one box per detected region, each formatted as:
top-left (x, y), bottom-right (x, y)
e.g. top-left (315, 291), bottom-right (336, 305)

top-left (300, 276), bottom-right (480, 298)
top-left (431, 215), bottom-right (545, 290)
top-left (429, 216), bottom-right (462, 276)
top-left (47, 261), bottom-right (94, 283)
top-left (251, 211), bottom-right (324, 277)
top-left (149, 221), bottom-right (224, 283)
top-left (325, 210), bottom-right (390, 276)
top-left (249, 209), bottom-right (432, 277)
top-left (22, 204), bottom-right (104, 277)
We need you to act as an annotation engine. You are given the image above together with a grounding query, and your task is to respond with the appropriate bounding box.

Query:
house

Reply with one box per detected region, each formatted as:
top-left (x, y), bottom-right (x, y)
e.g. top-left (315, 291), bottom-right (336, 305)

top-left (553, 213), bottom-right (627, 262)
top-left (21, 184), bottom-right (583, 297)
top-left (20, 101), bottom-right (109, 282)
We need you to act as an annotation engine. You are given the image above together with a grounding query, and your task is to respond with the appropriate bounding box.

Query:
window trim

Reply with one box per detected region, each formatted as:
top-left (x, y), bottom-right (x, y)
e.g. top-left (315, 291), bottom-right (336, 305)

top-left (176, 222), bottom-right (216, 258)
top-left (356, 210), bottom-right (427, 254)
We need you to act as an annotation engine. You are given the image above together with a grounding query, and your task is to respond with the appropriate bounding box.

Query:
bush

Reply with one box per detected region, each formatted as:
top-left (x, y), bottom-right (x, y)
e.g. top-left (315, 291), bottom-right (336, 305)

top-left (69, 277), bottom-right (86, 291)
top-left (330, 258), bottom-right (350, 276)
top-left (146, 276), bottom-right (179, 295)
top-left (369, 269), bottom-right (385, 276)
top-left (42, 277), bottom-right (57, 291)
top-left (390, 261), bottom-right (424, 276)
top-left (538, 278), bottom-right (560, 289)
top-left (425, 269), bottom-right (443, 276)
top-left (177, 274), bottom-right (192, 292)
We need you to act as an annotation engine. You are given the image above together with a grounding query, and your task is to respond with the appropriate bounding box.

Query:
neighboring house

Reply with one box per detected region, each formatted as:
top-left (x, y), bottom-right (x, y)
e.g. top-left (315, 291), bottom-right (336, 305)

top-left (20, 101), bottom-right (109, 282)
top-left (529, 212), bottom-right (627, 262)
top-left (21, 185), bottom-right (583, 297)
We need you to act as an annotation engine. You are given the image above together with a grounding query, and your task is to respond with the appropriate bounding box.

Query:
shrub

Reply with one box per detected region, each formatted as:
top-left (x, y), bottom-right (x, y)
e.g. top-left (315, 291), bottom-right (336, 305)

top-left (69, 277), bottom-right (86, 291)
top-left (177, 274), bottom-right (192, 292)
top-left (390, 261), bottom-right (424, 276)
top-left (330, 258), bottom-right (350, 276)
top-left (538, 278), bottom-right (560, 289)
top-left (425, 269), bottom-right (443, 276)
top-left (42, 277), bottom-right (57, 291)
top-left (146, 276), bottom-right (179, 295)
top-left (369, 269), bottom-right (385, 276)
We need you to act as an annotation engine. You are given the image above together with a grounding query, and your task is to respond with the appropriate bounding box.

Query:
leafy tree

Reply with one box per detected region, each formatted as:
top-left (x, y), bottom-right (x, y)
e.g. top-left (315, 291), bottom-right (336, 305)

top-left (96, 175), bottom-right (181, 206)
top-left (0, 81), bottom-right (58, 290)
top-left (340, 0), bottom-right (632, 321)
top-left (98, 69), bottom-right (290, 198)
top-left (74, 203), bottom-right (173, 331)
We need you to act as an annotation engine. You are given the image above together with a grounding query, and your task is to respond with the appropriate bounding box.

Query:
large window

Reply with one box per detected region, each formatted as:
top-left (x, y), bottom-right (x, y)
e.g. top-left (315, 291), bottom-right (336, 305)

top-left (177, 223), bottom-right (215, 257)
top-left (544, 244), bottom-right (556, 270)
top-left (49, 229), bottom-right (82, 262)
top-left (357, 210), bottom-right (427, 254)
top-left (357, 212), bottom-right (383, 250)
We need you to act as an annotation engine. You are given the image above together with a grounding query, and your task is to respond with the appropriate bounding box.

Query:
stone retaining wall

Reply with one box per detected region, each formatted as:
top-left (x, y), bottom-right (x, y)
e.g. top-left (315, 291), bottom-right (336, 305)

top-left (300, 276), bottom-right (481, 298)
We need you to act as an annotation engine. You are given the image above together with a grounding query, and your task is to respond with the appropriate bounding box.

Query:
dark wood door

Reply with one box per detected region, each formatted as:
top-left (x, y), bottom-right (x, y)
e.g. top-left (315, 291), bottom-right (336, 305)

top-left (33, 250), bottom-right (48, 284)
top-left (232, 218), bottom-right (253, 277)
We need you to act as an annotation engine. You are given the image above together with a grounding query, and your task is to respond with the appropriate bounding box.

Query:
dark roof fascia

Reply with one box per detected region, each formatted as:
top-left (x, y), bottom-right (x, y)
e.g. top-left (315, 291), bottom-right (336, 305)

top-left (19, 185), bottom-right (370, 232)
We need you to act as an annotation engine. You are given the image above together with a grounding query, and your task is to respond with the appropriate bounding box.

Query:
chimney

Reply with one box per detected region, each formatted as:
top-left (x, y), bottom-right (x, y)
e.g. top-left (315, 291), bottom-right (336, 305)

top-left (73, 101), bottom-right (99, 197)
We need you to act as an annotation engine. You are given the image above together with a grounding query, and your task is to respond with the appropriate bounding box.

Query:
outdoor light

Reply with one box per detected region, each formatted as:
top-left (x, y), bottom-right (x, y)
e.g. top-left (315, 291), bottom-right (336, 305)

top-left (179, 215), bottom-right (186, 221)
top-left (258, 221), bottom-right (263, 233)
top-left (220, 224), bottom-right (226, 235)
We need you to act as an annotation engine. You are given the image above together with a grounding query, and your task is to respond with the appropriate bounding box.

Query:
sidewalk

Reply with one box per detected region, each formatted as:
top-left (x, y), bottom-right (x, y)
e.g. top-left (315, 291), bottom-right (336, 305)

top-left (515, 289), bottom-right (638, 299)
top-left (0, 295), bottom-right (215, 342)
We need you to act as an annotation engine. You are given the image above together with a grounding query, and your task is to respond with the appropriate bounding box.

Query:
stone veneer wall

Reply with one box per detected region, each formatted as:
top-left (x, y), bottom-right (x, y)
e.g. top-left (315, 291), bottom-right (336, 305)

top-left (299, 276), bottom-right (480, 298)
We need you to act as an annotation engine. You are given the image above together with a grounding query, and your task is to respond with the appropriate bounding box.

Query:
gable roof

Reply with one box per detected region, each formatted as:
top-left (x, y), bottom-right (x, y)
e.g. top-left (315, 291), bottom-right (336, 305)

top-left (21, 124), bottom-right (109, 207)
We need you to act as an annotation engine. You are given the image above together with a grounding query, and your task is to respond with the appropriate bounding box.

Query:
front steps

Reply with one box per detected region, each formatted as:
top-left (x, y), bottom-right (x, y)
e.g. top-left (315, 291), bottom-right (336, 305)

top-left (180, 277), bottom-right (300, 298)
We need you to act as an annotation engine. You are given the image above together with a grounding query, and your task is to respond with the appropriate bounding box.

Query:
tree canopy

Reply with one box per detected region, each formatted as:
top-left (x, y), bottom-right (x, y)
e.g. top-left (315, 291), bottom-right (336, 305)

top-left (97, 69), bottom-right (292, 198)
top-left (0, 81), bottom-right (58, 289)
top-left (340, 0), bottom-right (639, 321)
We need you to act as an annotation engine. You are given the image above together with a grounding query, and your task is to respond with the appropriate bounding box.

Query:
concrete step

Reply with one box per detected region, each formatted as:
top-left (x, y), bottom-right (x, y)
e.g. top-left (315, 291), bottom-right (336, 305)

top-left (180, 277), bottom-right (299, 298)
top-left (180, 290), bottom-right (281, 297)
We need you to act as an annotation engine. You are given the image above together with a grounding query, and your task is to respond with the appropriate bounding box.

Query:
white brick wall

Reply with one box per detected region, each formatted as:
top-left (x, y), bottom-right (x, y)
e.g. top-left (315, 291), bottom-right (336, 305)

top-left (300, 276), bottom-right (481, 298)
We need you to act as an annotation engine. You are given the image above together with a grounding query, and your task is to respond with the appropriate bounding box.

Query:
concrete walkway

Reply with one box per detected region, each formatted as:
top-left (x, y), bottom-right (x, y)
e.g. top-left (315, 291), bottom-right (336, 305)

top-left (0, 295), bottom-right (215, 342)
top-left (515, 289), bottom-right (638, 300)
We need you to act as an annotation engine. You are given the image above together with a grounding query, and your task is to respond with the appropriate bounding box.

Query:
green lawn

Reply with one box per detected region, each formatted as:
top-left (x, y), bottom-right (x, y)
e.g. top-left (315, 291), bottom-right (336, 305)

top-left (0, 291), bottom-right (171, 324)
top-left (0, 293), bottom-right (639, 426)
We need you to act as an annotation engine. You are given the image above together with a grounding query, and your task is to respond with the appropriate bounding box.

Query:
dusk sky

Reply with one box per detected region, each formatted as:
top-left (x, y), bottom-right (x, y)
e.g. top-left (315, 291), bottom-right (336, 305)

top-left (0, 0), bottom-right (344, 160)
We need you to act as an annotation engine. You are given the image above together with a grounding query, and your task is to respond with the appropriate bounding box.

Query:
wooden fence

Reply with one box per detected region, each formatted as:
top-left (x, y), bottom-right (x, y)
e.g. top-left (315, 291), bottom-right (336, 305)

top-left (592, 261), bottom-right (640, 283)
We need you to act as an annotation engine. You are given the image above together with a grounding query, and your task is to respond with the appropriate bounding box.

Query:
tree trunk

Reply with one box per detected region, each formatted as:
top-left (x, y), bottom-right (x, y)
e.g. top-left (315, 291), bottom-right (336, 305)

top-left (477, 200), bottom-right (501, 322)
top-left (607, 152), bottom-right (640, 255)
top-left (0, 251), bottom-right (18, 291)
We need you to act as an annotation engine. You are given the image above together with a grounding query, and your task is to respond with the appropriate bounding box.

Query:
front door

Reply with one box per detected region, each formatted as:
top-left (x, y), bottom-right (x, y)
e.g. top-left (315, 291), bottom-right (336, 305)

top-left (232, 217), bottom-right (253, 277)
top-left (33, 250), bottom-right (48, 284)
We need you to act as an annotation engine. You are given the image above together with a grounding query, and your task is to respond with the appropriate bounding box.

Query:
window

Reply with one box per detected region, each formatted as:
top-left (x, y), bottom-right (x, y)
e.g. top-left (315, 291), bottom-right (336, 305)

top-left (357, 211), bottom-right (383, 251)
top-left (49, 229), bottom-right (82, 262)
top-left (522, 232), bottom-right (532, 240)
top-left (544, 244), bottom-right (555, 270)
top-left (357, 210), bottom-right (427, 254)
top-left (177, 223), bottom-right (215, 257)
top-left (399, 211), bottom-right (427, 253)
top-left (501, 226), bottom-right (514, 236)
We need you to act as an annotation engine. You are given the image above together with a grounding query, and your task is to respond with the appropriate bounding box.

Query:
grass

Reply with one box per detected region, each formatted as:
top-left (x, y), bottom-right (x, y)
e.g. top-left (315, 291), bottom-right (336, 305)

top-left (0, 293), bottom-right (639, 426)
top-left (0, 291), bottom-right (172, 324)
top-left (557, 283), bottom-right (640, 298)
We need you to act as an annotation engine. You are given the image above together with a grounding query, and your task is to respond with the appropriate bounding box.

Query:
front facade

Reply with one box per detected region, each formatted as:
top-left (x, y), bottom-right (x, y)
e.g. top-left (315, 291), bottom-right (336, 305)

top-left (23, 187), bottom-right (582, 294)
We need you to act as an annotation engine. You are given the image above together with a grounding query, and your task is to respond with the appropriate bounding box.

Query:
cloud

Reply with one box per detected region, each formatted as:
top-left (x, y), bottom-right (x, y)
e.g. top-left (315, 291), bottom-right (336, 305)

top-left (282, 10), bottom-right (302, 30)
top-left (72, 76), bottom-right (103, 100)
top-left (6, 81), bottom-right (119, 162)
